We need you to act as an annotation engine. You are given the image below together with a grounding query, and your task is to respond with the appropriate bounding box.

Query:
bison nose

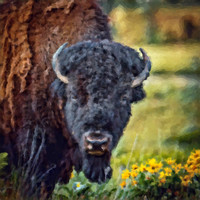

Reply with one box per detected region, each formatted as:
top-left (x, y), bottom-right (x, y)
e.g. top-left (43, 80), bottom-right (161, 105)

top-left (84, 132), bottom-right (110, 156)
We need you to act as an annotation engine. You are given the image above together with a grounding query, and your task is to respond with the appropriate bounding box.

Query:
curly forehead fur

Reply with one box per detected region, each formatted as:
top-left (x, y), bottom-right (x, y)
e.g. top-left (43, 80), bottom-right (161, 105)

top-left (54, 40), bottom-right (146, 102)
top-left (57, 40), bottom-right (145, 77)
top-left (54, 40), bottom-right (144, 101)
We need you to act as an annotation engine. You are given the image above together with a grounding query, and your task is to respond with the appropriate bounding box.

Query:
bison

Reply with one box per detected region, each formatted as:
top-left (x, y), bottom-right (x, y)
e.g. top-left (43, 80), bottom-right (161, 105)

top-left (0, 0), bottom-right (151, 199)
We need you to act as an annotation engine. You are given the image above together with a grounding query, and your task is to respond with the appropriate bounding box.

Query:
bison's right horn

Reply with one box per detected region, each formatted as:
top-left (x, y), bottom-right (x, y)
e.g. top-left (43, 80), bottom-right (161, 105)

top-left (52, 42), bottom-right (69, 84)
top-left (131, 48), bottom-right (151, 88)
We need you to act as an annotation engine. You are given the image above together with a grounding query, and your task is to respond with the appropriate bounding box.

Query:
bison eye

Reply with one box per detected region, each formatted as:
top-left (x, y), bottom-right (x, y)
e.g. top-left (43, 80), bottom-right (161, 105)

top-left (121, 95), bottom-right (129, 104)
top-left (71, 94), bottom-right (78, 100)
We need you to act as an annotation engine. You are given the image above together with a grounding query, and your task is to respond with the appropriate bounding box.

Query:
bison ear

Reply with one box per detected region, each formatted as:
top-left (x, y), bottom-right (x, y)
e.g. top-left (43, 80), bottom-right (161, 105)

top-left (131, 85), bottom-right (146, 103)
top-left (52, 43), bottom-right (69, 84)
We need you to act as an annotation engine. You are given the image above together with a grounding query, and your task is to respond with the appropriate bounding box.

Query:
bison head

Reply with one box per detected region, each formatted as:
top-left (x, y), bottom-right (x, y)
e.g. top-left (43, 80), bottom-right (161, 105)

top-left (52, 40), bottom-right (151, 183)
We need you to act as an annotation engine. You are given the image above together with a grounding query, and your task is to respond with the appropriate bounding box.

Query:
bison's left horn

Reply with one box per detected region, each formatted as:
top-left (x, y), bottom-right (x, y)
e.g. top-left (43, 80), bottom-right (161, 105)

top-left (52, 42), bottom-right (69, 84)
top-left (131, 48), bottom-right (151, 88)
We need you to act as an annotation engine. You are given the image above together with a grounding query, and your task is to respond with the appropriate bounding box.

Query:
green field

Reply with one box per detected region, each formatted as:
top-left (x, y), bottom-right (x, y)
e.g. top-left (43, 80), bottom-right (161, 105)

top-left (135, 43), bottom-right (200, 74)
top-left (112, 74), bottom-right (200, 174)
top-left (112, 42), bottom-right (200, 179)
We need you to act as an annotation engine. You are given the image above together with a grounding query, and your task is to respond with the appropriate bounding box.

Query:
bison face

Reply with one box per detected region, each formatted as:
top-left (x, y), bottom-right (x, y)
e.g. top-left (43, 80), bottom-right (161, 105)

top-left (52, 40), bottom-right (151, 183)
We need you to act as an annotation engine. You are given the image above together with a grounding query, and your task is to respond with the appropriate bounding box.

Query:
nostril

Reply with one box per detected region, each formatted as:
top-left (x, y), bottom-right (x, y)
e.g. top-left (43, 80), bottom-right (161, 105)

top-left (87, 144), bottom-right (93, 150)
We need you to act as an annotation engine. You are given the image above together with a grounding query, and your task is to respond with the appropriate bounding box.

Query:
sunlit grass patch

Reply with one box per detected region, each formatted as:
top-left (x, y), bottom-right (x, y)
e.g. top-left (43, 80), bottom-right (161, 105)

top-left (133, 43), bottom-right (200, 75)
top-left (111, 74), bottom-right (200, 178)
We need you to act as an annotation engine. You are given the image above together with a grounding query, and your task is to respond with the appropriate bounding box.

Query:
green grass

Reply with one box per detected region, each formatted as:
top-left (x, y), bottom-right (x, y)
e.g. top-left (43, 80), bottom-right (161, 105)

top-left (133, 43), bottom-right (200, 75)
top-left (111, 73), bottom-right (200, 178)
top-left (107, 42), bottom-right (200, 182)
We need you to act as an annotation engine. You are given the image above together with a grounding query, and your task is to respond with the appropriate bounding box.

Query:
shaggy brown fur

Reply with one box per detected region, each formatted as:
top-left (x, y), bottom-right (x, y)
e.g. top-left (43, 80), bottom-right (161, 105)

top-left (0, 1), bottom-right (152, 199)
top-left (0, 0), bottom-right (111, 136)
top-left (0, 0), bottom-right (111, 198)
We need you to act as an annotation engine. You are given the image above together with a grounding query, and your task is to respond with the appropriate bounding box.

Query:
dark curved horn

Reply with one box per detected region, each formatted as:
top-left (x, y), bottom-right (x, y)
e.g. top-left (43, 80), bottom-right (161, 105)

top-left (52, 42), bottom-right (69, 84)
top-left (131, 48), bottom-right (151, 88)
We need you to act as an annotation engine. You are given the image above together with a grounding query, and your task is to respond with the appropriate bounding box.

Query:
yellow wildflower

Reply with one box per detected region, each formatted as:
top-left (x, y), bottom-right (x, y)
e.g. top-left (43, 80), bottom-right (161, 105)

top-left (184, 164), bottom-right (189, 171)
top-left (159, 171), bottom-right (166, 179)
top-left (194, 157), bottom-right (200, 165)
top-left (132, 180), bottom-right (138, 186)
top-left (190, 164), bottom-right (198, 171)
top-left (181, 175), bottom-right (191, 187)
top-left (76, 182), bottom-right (81, 188)
top-left (148, 158), bottom-right (162, 170)
top-left (70, 172), bottom-right (74, 179)
top-left (132, 164), bottom-right (138, 171)
top-left (192, 150), bottom-right (200, 158)
top-left (172, 163), bottom-right (182, 174)
top-left (147, 166), bottom-right (159, 173)
top-left (189, 171), bottom-right (195, 178)
top-left (185, 163), bottom-right (199, 175)
top-left (188, 156), bottom-right (200, 167)
top-left (187, 150), bottom-right (200, 166)
top-left (147, 158), bottom-right (162, 173)
top-left (121, 169), bottom-right (130, 180)
top-left (148, 158), bottom-right (157, 166)
top-left (166, 158), bottom-right (176, 165)
top-left (147, 163), bottom-right (162, 173)
top-left (130, 170), bottom-right (138, 178)
top-left (120, 181), bottom-right (126, 188)
top-left (157, 161), bottom-right (163, 169)
top-left (164, 167), bottom-right (172, 176)
top-left (159, 178), bottom-right (166, 184)
top-left (187, 159), bottom-right (193, 165)
top-left (139, 164), bottom-right (147, 172)
top-left (194, 168), bottom-right (200, 175)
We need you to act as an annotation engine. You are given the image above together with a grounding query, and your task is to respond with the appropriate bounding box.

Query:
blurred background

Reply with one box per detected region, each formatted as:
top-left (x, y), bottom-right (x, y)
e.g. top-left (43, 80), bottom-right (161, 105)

top-left (99, 0), bottom-right (200, 179)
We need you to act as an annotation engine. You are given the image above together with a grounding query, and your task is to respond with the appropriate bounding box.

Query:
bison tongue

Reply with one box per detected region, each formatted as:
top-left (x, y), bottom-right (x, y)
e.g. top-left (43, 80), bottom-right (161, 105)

top-left (87, 150), bottom-right (104, 156)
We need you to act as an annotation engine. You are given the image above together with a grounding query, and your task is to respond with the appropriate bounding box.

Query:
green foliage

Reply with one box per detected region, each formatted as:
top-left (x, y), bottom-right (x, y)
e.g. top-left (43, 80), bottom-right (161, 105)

top-left (118, 150), bottom-right (200, 199)
top-left (53, 171), bottom-right (117, 200)
top-left (0, 153), bottom-right (7, 175)
top-left (134, 44), bottom-right (200, 75)
top-left (166, 128), bottom-right (200, 149)
top-left (0, 153), bottom-right (8, 198)
top-left (54, 150), bottom-right (200, 199)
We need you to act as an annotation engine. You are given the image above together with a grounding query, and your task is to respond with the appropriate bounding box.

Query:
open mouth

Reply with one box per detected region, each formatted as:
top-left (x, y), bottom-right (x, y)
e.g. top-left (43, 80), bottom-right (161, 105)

top-left (87, 150), bottom-right (105, 156)
top-left (84, 133), bottom-right (111, 156)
